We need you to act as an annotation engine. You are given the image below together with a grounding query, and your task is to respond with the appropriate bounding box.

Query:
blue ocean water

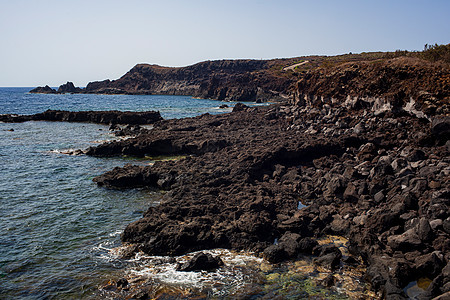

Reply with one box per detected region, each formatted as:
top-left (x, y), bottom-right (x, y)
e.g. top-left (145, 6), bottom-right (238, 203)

top-left (0, 88), bottom-right (245, 299)
top-left (0, 87), bottom-right (236, 118)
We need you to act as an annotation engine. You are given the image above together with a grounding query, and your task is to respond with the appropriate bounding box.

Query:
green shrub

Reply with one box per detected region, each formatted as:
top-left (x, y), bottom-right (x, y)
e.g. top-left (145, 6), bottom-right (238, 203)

top-left (420, 43), bottom-right (450, 63)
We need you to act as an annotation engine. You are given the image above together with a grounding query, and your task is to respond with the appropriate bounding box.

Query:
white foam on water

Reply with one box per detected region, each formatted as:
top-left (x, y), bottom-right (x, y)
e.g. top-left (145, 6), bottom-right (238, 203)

top-left (109, 230), bottom-right (122, 237)
top-left (125, 249), bottom-right (263, 296)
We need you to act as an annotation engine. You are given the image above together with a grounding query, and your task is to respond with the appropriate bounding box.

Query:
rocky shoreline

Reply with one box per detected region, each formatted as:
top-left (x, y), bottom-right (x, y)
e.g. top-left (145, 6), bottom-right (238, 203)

top-left (88, 96), bottom-right (449, 298)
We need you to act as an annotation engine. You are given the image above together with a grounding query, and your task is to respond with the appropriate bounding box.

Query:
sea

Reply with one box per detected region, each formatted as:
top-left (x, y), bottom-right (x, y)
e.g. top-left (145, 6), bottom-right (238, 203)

top-left (0, 88), bottom-right (370, 299)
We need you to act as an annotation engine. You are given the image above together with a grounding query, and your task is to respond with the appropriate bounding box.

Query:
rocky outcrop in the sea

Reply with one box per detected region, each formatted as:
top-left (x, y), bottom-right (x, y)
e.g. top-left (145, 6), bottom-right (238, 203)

top-left (0, 110), bottom-right (162, 125)
top-left (90, 94), bottom-right (449, 298)
top-left (57, 82), bottom-right (83, 94)
top-left (30, 82), bottom-right (83, 94)
top-left (29, 85), bottom-right (57, 94)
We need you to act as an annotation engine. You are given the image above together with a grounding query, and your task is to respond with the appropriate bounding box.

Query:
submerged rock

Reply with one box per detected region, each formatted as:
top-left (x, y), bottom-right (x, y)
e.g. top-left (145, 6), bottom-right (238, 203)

top-left (176, 252), bottom-right (224, 272)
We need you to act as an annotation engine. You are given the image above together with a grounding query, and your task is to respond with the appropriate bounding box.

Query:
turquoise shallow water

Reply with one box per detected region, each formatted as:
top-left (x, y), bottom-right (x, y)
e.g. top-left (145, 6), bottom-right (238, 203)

top-left (0, 88), bottom-right (247, 298)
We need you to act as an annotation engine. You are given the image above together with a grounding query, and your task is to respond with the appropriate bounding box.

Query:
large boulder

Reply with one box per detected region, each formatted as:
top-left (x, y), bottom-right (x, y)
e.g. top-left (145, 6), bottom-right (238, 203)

top-left (176, 252), bottom-right (223, 272)
top-left (431, 116), bottom-right (450, 145)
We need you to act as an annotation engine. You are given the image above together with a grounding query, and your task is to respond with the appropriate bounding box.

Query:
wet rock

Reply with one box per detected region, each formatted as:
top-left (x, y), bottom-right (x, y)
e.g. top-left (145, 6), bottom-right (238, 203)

top-left (116, 244), bottom-right (139, 259)
top-left (384, 280), bottom-right (407, 299)
top-left (263, 244), bottom-right (288, 263)
top-left (313, 245), bottom-right (342, 270)
top-left (176, 252), bottom-right (224, 272)
top-left (93, 164), bottom-right (147, 188)
top-left (277, 232), bottom-right (302, 258)
top-left (114, 125), bottom-right (145, 137)
top-left (297, 237), bottom-right (318, 255)
top-left (265, 233), bottom-right (318, 261)
top-left (321, 274), bottom-right (337, 287)
top-left (342, 255), bottom-right (360, 265)
top-left (232, 103), bottom-right (249, 112)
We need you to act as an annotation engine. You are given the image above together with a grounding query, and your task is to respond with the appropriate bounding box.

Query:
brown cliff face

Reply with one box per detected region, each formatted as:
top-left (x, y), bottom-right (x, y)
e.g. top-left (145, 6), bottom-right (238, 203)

top-left (292, 57), bottom-right (450, 117)
top-left (84, 59), bottom-right (295, 102)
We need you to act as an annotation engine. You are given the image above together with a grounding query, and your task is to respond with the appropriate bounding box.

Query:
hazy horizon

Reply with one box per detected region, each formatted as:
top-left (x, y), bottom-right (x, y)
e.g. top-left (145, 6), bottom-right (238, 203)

top-left (1, 0), bottom-right (449, 87)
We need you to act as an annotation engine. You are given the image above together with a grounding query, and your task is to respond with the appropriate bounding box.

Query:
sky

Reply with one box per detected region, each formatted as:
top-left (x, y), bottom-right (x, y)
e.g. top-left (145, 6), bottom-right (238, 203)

top-left (0, 0), bottom-right (449, 87)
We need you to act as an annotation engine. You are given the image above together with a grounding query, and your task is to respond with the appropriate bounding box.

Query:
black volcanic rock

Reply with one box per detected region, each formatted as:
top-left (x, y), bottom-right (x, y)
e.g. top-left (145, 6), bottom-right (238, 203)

top-left (0, 110), bottom-right (162, 125)
top-left (176, 252), bottom-right (223, 272)
top-left (82, 60), bottom-right (294, 102)
top-left (57, 82), bottom-right (82, 93)
top-left (29, 85), bottom-right (56, 94)
top-left (89, 93), bottom-right (449, 298)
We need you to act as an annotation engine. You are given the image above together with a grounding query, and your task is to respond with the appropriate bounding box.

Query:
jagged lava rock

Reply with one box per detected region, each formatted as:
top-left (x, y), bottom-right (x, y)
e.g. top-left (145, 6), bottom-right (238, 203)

top-left (29, 85), bottom-right (56, 94)
top-left (57, 82), bottom-right (82, 94)
top-left (176, 252), bottom-right (224, 272)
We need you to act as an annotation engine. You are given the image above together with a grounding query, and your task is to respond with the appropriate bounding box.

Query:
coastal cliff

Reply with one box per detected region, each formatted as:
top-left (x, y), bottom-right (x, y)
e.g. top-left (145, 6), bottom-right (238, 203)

top-left (291, 56), bottom-right (449, 117)
top-left (31, 59), bottom-right (297, 102)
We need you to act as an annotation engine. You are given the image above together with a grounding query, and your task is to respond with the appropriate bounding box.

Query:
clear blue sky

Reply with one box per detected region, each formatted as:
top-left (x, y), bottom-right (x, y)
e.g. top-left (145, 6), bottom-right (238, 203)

top-left (0, 0), bottom-right (448, 87)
